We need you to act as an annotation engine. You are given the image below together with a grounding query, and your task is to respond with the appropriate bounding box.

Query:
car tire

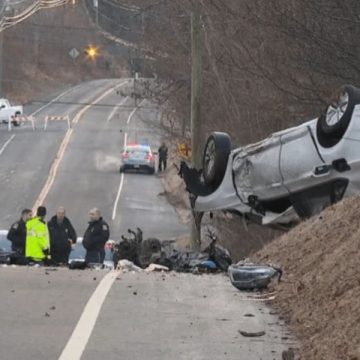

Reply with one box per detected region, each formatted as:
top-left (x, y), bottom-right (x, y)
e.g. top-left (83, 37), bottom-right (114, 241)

top-left (203, 132), bottom-right (231, 189)
top-left (120, 166), bottom-right (125, 173)
top-left (316, 85), bottom-right (360, 147)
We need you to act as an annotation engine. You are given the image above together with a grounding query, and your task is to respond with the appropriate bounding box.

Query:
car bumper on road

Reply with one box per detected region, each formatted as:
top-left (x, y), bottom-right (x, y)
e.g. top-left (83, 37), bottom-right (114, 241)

top-left (121, 164), bottom-right (155, 173)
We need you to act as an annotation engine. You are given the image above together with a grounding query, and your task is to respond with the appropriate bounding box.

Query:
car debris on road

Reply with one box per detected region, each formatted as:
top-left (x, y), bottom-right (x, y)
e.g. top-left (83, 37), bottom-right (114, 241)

top-left (113, 227), bottom-right (232, 273)
top-left (228, 262), bottom-right (282, 291)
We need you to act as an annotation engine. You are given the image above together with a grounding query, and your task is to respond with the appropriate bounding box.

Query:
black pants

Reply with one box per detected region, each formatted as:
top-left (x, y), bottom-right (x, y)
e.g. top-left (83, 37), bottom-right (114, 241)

top-left (158, 158), bottom-right (167, 172)
top-left (11, 245), bottom-right (25, 256)
top-left (51, 251), bottom-right (71, 264)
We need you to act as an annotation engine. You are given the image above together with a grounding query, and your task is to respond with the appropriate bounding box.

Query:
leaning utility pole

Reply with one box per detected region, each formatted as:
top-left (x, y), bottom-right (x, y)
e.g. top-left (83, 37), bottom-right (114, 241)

top-left (190, 4), bottom-right (203, 250)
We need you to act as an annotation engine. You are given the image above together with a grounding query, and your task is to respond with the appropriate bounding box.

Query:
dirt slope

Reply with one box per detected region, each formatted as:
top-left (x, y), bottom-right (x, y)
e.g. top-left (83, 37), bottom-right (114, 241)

top-left (254, 196), bottom-right (360, 360)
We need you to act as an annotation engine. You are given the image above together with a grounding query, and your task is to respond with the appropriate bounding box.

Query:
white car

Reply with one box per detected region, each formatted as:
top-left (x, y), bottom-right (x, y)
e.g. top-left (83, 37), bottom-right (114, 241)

top-left (0, 98), bottom-right (23, 124)
top-left (180, 85), bottom-right (360, 228)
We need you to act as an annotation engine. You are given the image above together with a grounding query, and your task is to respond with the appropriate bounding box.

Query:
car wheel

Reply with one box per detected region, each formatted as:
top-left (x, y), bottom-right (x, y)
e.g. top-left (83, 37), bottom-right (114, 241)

top-left (120, 166), bottom-right (124, 173)
top-left (203, 132), bottom-right (231, 188)
top-left (316, 85), bottom-right (360, 147)
top-left (149, 168), bottom-right (155, 175)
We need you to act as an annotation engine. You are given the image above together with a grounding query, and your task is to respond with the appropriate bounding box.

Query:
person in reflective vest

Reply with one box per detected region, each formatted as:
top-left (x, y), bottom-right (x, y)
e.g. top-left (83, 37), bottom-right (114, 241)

top-left (26, 206), bottom-right (50, 263)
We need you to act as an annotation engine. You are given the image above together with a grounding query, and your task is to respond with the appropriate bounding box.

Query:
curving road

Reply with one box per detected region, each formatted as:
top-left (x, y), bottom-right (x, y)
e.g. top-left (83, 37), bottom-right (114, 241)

top-left (0, 79), bottom-right (293, 359)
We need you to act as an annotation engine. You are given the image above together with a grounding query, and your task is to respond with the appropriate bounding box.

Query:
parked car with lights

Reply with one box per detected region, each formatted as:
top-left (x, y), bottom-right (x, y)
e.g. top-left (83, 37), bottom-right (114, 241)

top-left (120, 144), bottom-right (156, 174)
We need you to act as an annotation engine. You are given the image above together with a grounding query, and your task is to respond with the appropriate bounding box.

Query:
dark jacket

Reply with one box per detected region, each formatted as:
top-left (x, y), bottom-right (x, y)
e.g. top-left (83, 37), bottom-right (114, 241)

top-left (83, 217), bottom-right (110, 252)
top-left (48, 216), bottom-right (77, 263)
top-left (158, 145), bottom-right (168, 160)
top-left (7, 218), bottom-right (27, 253)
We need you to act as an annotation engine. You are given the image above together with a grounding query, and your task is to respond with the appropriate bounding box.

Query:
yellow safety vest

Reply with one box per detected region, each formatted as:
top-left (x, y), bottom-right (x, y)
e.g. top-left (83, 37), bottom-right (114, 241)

top-left (26, 217), bottom-right (50, 261)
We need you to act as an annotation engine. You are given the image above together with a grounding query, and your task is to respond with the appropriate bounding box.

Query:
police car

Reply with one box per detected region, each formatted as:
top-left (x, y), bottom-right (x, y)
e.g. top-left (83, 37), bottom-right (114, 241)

top-left (120, 144), bottom-right (156, 174)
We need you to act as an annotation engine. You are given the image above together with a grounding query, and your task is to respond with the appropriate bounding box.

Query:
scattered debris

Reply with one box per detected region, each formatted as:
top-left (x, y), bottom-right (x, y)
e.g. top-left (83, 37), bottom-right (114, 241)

top-left (50, 306), bottom-right (56, 310)
top-left (145, 264), bottom-right (169, 272)
top-left (116, 259), bottom-right (142, 273)
top-left (244, 313), bottom-right (255, 317)
top-left (44, 312), bottom-right (50, 317)
top-left (10, 290), bottom-right (15, 293)
top-left (93, 277), bottom-right (97, 281)
top-left (133, 291), bottom-right (138, 296)
top-left (113, 227), bottom-right (232, 273)
top-left (228, 262), bottom-right (282, 291)
top-left (238, 330), bottom-right (266, 337)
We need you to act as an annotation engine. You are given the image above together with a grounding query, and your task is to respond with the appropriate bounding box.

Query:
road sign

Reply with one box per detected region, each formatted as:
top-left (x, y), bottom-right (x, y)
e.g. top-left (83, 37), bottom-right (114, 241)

top-left (178, 142), bottom-right (191, 159)
top-left (69, 48), bottom-right (80, 59)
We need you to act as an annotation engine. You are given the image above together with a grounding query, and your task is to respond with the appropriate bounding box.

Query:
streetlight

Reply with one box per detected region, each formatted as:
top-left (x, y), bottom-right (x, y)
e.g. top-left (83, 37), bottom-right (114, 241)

top-left (84, 45), bottom-right (99, 60)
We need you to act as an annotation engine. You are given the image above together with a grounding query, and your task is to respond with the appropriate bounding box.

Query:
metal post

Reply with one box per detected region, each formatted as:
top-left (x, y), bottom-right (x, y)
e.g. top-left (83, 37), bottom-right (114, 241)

top-left (93, 0), bottom-right (99, 26)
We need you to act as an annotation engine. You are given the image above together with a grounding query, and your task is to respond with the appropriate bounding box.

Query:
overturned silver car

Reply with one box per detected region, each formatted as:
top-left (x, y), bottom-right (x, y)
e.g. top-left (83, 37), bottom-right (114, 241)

top-left (180, 85), bottom-right (360, 227)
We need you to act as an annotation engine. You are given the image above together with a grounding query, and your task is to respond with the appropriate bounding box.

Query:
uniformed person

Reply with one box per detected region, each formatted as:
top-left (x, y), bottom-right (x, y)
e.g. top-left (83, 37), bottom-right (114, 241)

top-left (48, 207), bottom-right (77, 264)
top-left (83, 208), bottom-right (110, 264)
top-left (26, 206), bottom-right (50, 263)
top-left (7, 209), bottom-right (32, 255)
top-left (158, 142), bottom-right (168, 172)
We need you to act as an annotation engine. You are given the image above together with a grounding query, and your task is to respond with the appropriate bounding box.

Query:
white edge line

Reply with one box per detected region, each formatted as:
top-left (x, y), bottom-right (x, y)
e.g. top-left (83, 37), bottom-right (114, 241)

top-left (106, 96), bottom-right (128, 123)
top-left (58, 271), bottom-right (118, 360)
top-left (126, 107), bottom-right (137, 125)
top-left (0, 134), bottom-right (15, 156)
top-left (112, 131), bottom-right (127, 220)
top-left (126, 98), bottom-right (146, 125)
top-left (30, 85), bottom-right (79, 117)
top-left (112, 173), bottom-right (125, 220)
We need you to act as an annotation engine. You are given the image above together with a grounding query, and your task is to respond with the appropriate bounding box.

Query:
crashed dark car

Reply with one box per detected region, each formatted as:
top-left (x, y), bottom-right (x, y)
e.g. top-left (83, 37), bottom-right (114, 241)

top-left (180, 85), bottom-right (360, 227)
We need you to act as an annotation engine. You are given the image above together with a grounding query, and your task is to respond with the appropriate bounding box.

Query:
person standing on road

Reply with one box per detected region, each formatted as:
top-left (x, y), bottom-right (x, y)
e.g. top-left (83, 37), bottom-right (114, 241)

top-left (83, 208), bottom-right (110, 264)
top-left (26, 206), bottom-right (50, 263)
top-left (158, 142), bottom-right (168, 172)
top-left (48, 207), bottom-right (77, 264)
top-left (7, 209), bottom-right (32, 255)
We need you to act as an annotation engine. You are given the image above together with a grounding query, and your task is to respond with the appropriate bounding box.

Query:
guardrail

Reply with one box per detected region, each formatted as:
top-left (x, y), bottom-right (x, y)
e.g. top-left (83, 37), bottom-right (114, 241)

top-left (7, 114), bottom-right (71, 131)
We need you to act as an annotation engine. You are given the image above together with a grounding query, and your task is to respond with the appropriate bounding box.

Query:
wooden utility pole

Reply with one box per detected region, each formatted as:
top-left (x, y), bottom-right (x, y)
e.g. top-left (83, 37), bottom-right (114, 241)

top-left (190, 4), bottom-right (203, 250)
top-left (0, 31), bottom-right (3, 96)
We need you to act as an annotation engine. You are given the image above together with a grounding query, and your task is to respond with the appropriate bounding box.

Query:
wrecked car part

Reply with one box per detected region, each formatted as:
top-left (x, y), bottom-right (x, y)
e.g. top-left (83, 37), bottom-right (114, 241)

top-left (203, 132), bottom-right (231, 189)
top-left (178, 85), bottom-right (360, 228)
top-left (228, 264), bottom-right (282, 291)
top-left (114, 228), bottom-right (232, 273)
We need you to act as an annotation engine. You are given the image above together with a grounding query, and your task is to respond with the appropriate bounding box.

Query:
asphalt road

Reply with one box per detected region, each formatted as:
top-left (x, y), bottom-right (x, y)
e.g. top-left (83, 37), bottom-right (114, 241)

top-left (0, 79), bottom-right (294, 359)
